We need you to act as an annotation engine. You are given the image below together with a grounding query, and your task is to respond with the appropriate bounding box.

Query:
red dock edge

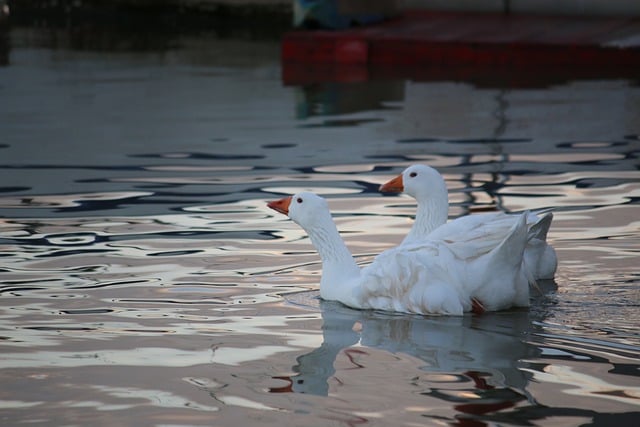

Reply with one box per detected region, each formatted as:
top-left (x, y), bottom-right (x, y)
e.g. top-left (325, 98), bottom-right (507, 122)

top-left (282, 11), bottom-right (640, 85)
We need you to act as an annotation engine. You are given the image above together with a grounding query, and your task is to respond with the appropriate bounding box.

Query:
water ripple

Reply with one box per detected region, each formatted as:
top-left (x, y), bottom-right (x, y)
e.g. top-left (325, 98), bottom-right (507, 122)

top-left (1, 39), bottom-right (640, 425)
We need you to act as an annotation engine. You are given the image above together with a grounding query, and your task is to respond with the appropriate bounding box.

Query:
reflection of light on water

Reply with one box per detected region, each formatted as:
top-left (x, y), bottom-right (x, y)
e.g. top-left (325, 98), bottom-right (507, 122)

top-left (144, 165), bottom-right (253, 172)
top-left (262, 186), bottom-right (361, 195)
top-left (45, 233), bottom-right (98, 245)
top-left (538, 347), bottom-right (590, 360)
top-left (213, 345), bottom-right (295, 366)
top-left (313, 164), bottom-right (376, 173)
top-left (91, 385), bottom-right (219, 412)
top-left (524, 364), bottom-right (640, 406)
top-left (216, 395), bottom-right (281, 411)
top-left (511, 152), bottom-right (624, 163)
top-left (61, 400), bottom-right (134, 411)
top-left (0, 192), bottom-right (153, 209)
top-left (505, 181), bottom-right (640, 213)
top-left (0, 347), bottom-right (214, 369)
top-left (452, 391), bottom-right (482, 399)
top-left (4, 310), bottom-right (323, 352)
top-left (0, 400), bottom-right (43, 409)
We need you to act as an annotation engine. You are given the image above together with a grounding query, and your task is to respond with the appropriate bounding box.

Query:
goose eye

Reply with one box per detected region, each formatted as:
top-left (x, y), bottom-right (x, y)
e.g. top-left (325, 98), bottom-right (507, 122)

top-left (409, 172), bottom-right (417, 178)
top-left (296, 197), bottom-right (303, 203)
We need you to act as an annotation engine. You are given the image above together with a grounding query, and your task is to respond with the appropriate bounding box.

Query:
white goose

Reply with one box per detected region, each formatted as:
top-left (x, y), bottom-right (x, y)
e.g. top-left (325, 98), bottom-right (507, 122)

top-left (379, 164), bottom-right (557, 280)
top-left (268, 192), bottom-right (531, 316)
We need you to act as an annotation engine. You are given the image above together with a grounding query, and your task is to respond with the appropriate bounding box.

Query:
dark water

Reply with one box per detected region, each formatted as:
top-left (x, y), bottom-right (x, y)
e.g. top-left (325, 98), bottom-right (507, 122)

top-left (1, 27), bottom-right (639, 426)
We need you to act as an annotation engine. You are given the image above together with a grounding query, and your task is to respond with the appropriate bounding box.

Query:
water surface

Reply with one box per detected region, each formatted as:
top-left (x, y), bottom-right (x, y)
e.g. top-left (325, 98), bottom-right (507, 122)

top-left (1, 27), bottom-right (639, 426)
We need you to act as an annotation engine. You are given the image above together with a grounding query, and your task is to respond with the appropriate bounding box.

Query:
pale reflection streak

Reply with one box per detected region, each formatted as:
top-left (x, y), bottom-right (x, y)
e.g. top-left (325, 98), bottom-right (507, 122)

top-left (524, 364), bottom-right (640, 406)
top-left (507, 182), bottom-right (640, 214)
top-left (0, 347), bottom-right (213, 369)
top-left (0, 341), bottom-right (308, 369)
top-left (0, 400), bottom-right (43, 410)
top-left (0, 212), bottom-right (270, 241)
top-left (3, 307), bottom-right (322, 350)
top-left (108, 172), bottom-right (374, 186)
top-left (84, 385), bottom-right (220, 412)
top-left (0, 191), bottom-right (153, 209)
top-left (215, 395), bottom-right (281, 412)
top-left (507, 170), bottom-right (640, 185)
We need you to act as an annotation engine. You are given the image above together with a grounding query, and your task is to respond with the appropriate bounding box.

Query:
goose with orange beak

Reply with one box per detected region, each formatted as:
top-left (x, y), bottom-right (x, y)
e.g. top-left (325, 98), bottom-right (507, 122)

top-left (379, 164), bottom-right (557, 281)
top-left (267, 191), bottom-right (532, 315)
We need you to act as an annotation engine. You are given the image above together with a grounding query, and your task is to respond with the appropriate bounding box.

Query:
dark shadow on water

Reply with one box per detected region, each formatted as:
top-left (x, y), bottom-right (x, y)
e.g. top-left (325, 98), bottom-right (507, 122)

top-left (283, 62), bottom-right (640, 89)
top-left (295, 81), bottom-right (404, 119)
top-left (1, 1), bottom-right (290, 62)
top-left (9, 0), bottom-right (292, 43)
top-left (0, 33), bottom-right (7, 66)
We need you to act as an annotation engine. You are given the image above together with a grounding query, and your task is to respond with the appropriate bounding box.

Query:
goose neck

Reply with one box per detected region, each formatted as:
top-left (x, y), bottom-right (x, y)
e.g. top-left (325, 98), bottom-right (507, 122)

top-left (404, 197), bottom-right (448, 244)
top-left (307, 221), bottom-right (358, 272)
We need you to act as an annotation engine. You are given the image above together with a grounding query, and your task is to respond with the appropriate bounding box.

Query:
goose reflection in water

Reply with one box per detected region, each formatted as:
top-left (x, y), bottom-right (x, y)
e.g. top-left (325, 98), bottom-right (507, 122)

top-left (270, 298), bottom-right (548, 424)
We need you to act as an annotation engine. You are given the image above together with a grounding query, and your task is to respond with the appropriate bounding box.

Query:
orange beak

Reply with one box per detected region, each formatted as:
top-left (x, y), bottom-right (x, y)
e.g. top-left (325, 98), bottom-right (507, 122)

top-left (267, 196), bottom-right (292, 215)
top-left (379, 174), bottom-right (404, 193)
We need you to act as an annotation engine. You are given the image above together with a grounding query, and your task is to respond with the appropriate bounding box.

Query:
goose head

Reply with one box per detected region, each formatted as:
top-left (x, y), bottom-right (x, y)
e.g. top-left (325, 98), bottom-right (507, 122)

top-left (379, 164), bottom-right (449, 240)
top-left (267, 191), bottom-right (332, 230)
top-left (379, 164), bottom-right (447, 202)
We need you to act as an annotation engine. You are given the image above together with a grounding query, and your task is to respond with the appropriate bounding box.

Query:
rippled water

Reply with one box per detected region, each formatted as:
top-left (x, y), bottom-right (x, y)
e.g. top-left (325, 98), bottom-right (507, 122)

top-left (1, 27), bottom-right (639, 426)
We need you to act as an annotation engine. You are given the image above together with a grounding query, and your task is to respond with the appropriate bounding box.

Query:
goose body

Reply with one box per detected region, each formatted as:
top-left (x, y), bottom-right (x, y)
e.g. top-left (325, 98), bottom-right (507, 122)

top-left (268, 192), bottom-right (531, 316)
top-left (380, 164), bottom-right (557, 280)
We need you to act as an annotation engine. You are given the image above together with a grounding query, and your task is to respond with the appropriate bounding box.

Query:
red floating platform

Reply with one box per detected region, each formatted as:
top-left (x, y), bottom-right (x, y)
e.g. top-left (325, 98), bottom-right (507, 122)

top-left (282, 11), bottom-right (640, 85)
